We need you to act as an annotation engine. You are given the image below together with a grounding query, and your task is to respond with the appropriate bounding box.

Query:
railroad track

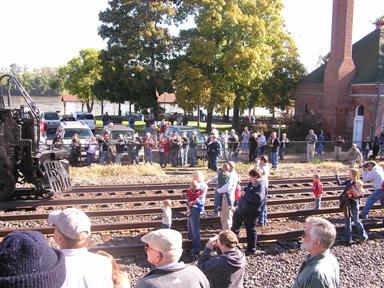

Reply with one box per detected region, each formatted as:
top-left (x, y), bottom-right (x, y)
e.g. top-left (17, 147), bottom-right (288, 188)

top-left (1, 204), bottom-right (382, 237)
top-left (0, 197), bottom-right (380, 222)
top-left (47, 175), bottom-right (346, 194)
top-left (0, 187), bottom-right (373, 210)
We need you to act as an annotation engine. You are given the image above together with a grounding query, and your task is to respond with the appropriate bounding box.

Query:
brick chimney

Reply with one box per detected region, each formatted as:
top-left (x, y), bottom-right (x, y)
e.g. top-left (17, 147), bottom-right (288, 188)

top-left (323, 0), bottom-right (356, 138)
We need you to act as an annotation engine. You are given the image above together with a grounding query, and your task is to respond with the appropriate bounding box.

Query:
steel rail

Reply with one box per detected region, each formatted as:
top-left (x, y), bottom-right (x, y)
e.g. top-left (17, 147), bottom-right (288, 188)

top-left (0, 205), bottom-right (382, 237)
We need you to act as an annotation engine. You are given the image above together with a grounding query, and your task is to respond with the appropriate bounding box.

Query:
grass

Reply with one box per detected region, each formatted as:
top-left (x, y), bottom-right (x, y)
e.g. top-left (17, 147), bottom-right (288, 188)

top-left (70, 163), bottom-right (165, 178)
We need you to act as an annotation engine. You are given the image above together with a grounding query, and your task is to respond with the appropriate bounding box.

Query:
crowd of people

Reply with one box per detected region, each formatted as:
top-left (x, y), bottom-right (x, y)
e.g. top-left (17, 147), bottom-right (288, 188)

top-left (2, 155), bottom-right (384, 287)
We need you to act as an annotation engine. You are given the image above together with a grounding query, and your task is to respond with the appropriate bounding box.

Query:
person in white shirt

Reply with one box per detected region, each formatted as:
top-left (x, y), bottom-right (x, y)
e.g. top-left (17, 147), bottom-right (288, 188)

top-left (217, 161), bottom-right (240, 230)
top-left (161, 199), bottom-right (172, 229)
top-left (360, 162), bottom-right (384, 219)
top-left (255, 155), bottom-right (270, 226)
top-left (48, 208), bottom-right (114, 288)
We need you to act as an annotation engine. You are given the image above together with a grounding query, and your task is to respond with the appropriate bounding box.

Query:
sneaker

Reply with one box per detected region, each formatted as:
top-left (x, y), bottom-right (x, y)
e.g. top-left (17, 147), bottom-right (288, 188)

top-left (245, 249), bottom-right (256, 256)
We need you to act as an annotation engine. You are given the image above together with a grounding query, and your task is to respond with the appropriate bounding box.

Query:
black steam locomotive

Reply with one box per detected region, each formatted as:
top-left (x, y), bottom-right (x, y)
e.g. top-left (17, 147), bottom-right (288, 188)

top-left (0, 74), bottom-right (71, 201)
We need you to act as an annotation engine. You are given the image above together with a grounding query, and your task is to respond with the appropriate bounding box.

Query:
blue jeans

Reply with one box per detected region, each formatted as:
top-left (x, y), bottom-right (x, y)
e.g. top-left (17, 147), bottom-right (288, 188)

top-left (86, 152), bottom-right (95, 165)
top-left (258, 188), bottom-right (268, 225)
top-left (344, 201), bottom-right (368, 241)
top-left (271, 151), bottom-right (279, 168)
top-left (99, 151), bottom-right (107, 164)
top-left (181, 147), bottom-right (189, 166)
top-left (214, 191), bottom-right (233, 213)
top-left (242, 142), bottom-right (248, 153)
top-left (221, 142), bottom-right (227, 159)
top-left (187, 207), bottom-right (201, 253)
top-left (315, 197), bottom-right (321, 209)
top-left (361, 188), bottom-right (384, 218)
top-left (189, 147), bottom-right (197, 166)
top-left (208, 155), bottom-right (218, 171)
top-left (316, 144), bottom-right (324, 155)
top-left (144, 149), bottom-right (152, 164)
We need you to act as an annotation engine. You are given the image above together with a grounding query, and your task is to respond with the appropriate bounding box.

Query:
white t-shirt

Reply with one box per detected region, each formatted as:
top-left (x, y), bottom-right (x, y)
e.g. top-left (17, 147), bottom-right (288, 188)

top-left (161, 206), bottom-right (172, 225)
top-left (61, 248), bottom-right (114, 288)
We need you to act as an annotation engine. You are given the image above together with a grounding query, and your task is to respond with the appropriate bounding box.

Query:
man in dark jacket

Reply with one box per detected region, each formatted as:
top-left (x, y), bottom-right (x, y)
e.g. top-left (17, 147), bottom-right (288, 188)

top-left (207, 134), bottom-right (221, 172)
top-left (197, 230), bottom-right (246, 288)
top-left (232, 169), bottom-right (266, 256)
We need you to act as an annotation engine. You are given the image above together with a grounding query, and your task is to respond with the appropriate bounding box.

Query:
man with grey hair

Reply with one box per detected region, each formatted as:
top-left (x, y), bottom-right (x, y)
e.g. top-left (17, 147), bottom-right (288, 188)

top-left (292, 217), bottom-right (339, 288)
top-left (305, 129), bottom-right (317, 162)
top-left (135, 229), bottom-right (209, 288)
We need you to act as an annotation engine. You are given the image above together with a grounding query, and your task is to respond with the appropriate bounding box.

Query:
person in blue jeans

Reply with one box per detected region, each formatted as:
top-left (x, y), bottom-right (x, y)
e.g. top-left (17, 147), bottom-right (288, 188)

top-left (268, 132), bottom-right (280, 169)
top-left (187, 171), bottom-right (208, 256)
top-left (360, 161), bottom-right (384, 219)
top-left (212, 163), bottom-right (231, 214)
top-left (336, 170), bottom-right (368, 243)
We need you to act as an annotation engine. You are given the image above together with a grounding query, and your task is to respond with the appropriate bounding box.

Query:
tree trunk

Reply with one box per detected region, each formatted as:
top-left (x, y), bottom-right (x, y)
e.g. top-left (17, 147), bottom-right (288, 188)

top-left (206, 109), bottom-right (213, 133)
top-left (232, 94), bottom-right (240, 132)
top-left (86, 99), bottom-right (94, 113)
top-left (100, 99), bottom-right (104, 115)
top-left (118, 102), bottom-right (122, 116)
top-left (197, 104), bottom-right (200, 129)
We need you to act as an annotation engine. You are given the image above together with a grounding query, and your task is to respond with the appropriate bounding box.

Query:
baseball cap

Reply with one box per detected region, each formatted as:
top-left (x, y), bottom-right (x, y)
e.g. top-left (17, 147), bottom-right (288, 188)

top-left (141, 229), bottom-right (182, 252)
top-left (48, 208), bottom-right (91, 240)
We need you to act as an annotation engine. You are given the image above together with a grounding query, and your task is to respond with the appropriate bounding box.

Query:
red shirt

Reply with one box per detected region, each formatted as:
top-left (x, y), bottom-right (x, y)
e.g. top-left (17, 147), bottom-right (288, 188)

top-left (187, 188), bottom-right (204, 202)
top-left (313, 181), bottom-right (323, 198)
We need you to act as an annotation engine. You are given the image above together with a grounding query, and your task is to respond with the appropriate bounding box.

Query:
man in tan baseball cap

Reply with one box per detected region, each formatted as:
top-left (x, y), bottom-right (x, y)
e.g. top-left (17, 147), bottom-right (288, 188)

top-left (135, 229), bottom-right (209, 288)
top-left (48, 208), bottom-right (114, 288)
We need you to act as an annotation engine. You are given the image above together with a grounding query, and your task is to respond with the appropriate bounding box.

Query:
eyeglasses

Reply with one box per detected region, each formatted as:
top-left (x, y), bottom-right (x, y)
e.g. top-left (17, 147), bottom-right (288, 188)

top-left (144, 244), bottom-right (162, 255)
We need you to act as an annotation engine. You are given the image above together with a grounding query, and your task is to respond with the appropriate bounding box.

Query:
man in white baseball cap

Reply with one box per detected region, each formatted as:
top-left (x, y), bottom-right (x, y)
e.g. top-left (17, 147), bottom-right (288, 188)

top-left (135, 229), bottom-right (209, 288)
top-left (48, 208), bottom-right (113, 288)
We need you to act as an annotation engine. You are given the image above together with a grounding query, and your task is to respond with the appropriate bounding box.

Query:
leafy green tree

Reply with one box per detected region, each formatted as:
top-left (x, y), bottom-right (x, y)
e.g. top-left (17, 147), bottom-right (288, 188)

top-left (261, 37), bottom-right (305, 117)
top-left (174, 0), bottom-right (296, 131)
top-left (98, 0), bottom-right (176, 113)
top-left (57, 48), bottom-right (102, 112)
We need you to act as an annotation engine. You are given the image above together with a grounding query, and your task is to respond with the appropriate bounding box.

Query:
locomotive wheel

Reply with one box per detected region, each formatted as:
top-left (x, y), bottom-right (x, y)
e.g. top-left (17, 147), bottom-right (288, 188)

top-left (0, 167), bottom-right (16, 201)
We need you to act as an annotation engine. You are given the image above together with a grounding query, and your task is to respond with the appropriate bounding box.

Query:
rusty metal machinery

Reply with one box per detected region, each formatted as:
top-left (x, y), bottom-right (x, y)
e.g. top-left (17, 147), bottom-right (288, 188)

top-left (0, 74), bottom-right (71, 200)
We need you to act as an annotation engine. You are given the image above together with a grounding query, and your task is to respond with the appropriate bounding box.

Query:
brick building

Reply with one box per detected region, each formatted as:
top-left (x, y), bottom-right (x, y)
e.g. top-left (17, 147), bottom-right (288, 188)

top-left (294, 0), bottom-right (384, 145)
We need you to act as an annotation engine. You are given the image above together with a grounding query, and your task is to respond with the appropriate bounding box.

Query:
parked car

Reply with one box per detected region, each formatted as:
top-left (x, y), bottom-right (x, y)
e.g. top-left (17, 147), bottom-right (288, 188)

top-left (41, 111), bottom-right (60, 132)
top-left (55, 121), bottom-right (96, 160)
top-left (164, 126), bottom-right (206, 158)
top-left (101, 124), bottom-right (138, 163)
top-left (71, 112), bottom-right (96, 131)
top-left (101, 124), bottom-right (135, 143)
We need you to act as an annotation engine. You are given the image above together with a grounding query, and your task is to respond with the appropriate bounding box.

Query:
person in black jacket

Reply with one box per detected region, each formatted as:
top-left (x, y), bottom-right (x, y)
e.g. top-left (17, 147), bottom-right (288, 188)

top-left (197, 230), bottom-right (246, 288)
top-left (248, 132), bottom-right (258, 163)
top-left (207, 134), bottom-right (221, 172)
top-left (231, 169), bottom-right (266, 256)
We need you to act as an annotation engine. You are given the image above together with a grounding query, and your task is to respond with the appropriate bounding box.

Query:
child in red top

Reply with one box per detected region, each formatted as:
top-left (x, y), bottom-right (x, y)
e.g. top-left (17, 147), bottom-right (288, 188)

top-left (313, 174), bottom-right (323, 209)
top-left (186, 180), bottom-right (204, 215)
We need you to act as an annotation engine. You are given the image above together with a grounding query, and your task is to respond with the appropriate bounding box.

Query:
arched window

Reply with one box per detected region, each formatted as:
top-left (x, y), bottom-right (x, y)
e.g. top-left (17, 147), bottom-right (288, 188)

top-left (355, 105), bottom-right (364, 116)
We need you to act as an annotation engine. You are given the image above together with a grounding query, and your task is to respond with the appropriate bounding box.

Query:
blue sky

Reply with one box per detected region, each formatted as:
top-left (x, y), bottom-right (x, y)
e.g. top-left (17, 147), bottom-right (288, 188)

top-left (0, 0), bottom-right (383, 72)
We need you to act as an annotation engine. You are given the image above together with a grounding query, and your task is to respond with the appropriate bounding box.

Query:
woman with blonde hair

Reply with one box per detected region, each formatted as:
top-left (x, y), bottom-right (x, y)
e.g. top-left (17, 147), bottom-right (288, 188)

top-left (97, 250), bottom-right (130, 288)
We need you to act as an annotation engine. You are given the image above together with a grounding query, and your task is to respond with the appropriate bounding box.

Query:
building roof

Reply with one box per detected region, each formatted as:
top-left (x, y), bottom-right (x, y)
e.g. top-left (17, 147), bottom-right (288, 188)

top-left (61, 94), bottom-right (80, 102)
top-left (157, 92), bottom-right (176, 104)
top-left (301, 28), bottom-right (384, 84)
